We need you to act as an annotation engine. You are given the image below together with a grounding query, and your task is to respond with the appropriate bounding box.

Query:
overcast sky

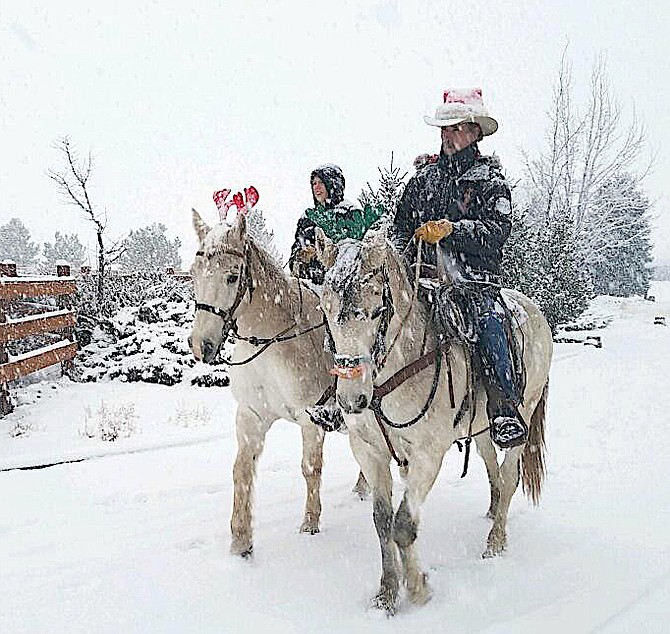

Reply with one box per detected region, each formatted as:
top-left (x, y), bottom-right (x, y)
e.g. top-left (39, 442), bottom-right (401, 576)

top-left (2, 0), bottom-right (669, 266)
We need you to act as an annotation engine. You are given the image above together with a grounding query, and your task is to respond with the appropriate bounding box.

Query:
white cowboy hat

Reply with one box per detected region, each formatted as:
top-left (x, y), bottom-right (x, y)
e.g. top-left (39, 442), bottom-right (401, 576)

top-left (423, 88), bottom-right (498, 136)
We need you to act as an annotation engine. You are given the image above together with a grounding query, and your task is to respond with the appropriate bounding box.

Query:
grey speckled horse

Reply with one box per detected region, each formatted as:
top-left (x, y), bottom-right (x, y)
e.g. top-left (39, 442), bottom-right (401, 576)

top-left (315, 226), bottom-right (553, 614)
top-left (189, 210), bottom-right (366, 557)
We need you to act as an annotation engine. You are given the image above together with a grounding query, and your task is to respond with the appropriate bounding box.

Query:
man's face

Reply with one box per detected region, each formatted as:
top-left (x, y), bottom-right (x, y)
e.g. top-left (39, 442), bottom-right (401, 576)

top-left (441, 122), bottom-right (481, 155)
top-left (312, 176), bottom-right (328, 205)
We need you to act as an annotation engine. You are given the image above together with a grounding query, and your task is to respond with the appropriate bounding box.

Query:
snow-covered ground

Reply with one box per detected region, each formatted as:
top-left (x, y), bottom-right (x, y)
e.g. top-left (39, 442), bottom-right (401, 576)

top-left (1, 283), bottom-right (669, 633)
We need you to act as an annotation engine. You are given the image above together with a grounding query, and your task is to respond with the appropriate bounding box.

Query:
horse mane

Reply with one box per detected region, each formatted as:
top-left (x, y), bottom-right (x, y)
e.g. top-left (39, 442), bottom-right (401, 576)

top-left (206, 222), bottom-right (301, 316)
top-left (325, 239), bottom-right (363, 294)
top-left (324, 223), bottom-right (415, 321)
top-left (246, 239), bottom-right (300, 313)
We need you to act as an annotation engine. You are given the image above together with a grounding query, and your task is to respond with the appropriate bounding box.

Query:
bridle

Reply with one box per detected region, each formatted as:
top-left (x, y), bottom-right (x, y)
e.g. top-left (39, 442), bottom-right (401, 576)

top-left (326, 252), bottom-right (462, 470)
top-left (328, 265), bottom-right (395, 380)
top-left (193, 246), bottom-right (325, 366)
top-left (194, 246), bottom-right (254, 341)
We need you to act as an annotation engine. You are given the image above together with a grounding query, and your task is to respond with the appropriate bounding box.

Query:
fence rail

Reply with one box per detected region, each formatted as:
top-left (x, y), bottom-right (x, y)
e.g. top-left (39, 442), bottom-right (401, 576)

top-left (0, 262), bottom-right (77, 416)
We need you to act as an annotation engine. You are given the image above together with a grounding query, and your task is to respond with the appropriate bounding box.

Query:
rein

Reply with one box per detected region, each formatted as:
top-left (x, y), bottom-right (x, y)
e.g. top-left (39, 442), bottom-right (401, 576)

top-left (330, 239), bottom-right (480, 473)
top-left (222, 319), bottom-right (326, 367)
top-left (370, 347), bottom-right (442, 423)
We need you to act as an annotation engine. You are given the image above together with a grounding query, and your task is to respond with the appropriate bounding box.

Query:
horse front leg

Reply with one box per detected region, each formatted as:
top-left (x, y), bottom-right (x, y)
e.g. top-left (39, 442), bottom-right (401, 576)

top-left (349, 433), bottom-right (399, 615)
top-left (483, 445), bottom-right (523, 558)
top-left (299, 420), bottom-right (325, 534)
top-left (474, 433), bottom-right (501, 519)
top-left (230, 407), bottom-right (271, 557)
top-left (394, 457), bottom-right (442, 607)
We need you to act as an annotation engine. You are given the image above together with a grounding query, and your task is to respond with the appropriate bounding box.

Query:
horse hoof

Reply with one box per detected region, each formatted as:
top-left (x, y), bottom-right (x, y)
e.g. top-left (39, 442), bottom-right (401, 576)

top-left (352, 487), bottom-right (369, 501)
top-left (231, 539), bottom-right (253, 558)
top-left (408, 574), bottom-right (432, 605)
top-left (371, 589), bottom-right (398, 616)
top-left (299, 523), bottom-right (320, 535)
top-left (482, 541), bottom-right (506, 559)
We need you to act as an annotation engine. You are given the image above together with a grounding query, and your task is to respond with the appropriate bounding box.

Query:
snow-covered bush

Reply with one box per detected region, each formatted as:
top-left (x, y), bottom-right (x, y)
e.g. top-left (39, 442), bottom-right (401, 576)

top-left (75, 270), bottom-right (193, 324)
top-left (76, 297), bottom-right (196, 385)
top-left (75, 291), bottom-right (229, 388)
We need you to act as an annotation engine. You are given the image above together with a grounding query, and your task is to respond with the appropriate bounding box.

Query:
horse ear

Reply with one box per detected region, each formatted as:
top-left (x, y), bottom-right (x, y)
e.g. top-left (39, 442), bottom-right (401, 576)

top-left (192, 208), bottom-right (211, 243)
top-left (314, 227), bottom-right (337, 269)
top-left (229, 211), bottom-right (247, 244)
top-left (362, 227), bottom-right (387, 269)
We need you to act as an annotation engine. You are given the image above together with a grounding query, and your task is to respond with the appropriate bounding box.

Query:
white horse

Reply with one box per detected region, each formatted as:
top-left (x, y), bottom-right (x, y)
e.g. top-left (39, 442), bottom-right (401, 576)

top-left (315, 226), bottom-right (553, 613)
top-left (189, 210), bottom-right (366, 557)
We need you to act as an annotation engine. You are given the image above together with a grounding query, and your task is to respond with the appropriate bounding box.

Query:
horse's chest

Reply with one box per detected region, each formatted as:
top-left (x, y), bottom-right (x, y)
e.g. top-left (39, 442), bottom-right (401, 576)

top-left (228, 344), bottom-right (321, 416)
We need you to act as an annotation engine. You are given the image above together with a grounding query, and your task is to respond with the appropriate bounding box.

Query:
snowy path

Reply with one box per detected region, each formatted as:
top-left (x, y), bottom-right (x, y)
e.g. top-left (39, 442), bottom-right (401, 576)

top-left (1, 284), bottom-right (669, 633)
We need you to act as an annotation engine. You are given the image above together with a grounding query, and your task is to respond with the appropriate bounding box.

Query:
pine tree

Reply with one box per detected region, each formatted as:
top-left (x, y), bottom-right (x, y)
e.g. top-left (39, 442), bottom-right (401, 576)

top-left (117, 223), bottom-right (181, 273)
top-left (358, 152), bottom-right (407, 217)
top-left (585, 173), bottom-right (653, 297)
top-left (42, 232), bottom-right (86, 272)
top-left (0, 218), bottom-right (39, 272)
top-left (501, 203), bottom-right (536, 293)
top-left (532, 210), bottom-right (591, 332)
top-left (245, 207), bottom-right (281, 263)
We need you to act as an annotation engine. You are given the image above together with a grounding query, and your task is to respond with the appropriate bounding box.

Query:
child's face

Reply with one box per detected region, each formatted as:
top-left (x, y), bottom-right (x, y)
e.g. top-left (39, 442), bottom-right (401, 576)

top-left (312, 176), bottom-right (328, 204)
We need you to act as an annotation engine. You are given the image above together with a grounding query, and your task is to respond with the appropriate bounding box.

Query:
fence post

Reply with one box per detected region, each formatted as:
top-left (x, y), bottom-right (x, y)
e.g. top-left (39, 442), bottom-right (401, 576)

top-left (56, 261), bottom-right (75, 377)
top-left (0, 261), bottom-right (17, 277)
top-left (0, 260), bottom-right (16, 414)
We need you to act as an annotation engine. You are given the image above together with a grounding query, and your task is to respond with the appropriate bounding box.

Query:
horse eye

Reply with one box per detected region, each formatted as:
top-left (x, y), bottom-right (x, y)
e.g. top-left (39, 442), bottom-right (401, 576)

top-left (226, 274), bottom-right (239, 284)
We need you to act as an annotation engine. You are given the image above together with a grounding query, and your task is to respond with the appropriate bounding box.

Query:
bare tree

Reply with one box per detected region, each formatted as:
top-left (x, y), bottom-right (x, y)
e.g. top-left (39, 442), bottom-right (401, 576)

top-left (577, 60), bottom-right (648, 222)
top-left (47, 137), bottom-right (125, 306)
top-left (523, 53), bottom-right (651, 267)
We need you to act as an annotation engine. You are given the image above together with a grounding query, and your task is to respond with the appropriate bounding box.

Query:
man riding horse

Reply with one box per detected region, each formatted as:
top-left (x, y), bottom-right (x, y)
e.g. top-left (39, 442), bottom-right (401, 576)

top-left (393, 88), bottom-right (527, 449)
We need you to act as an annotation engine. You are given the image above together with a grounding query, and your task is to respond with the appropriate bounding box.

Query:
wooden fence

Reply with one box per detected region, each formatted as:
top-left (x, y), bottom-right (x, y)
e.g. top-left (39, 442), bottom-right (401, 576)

top-left (0, 262), bottom-right (77, 416)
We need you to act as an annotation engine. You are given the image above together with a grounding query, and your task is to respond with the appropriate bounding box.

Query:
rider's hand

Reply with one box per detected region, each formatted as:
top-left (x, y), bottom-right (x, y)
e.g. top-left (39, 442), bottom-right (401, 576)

top-left (414, 219), bottom-right (453, 244)
top-left (299, 245), bottom-right (317, 262)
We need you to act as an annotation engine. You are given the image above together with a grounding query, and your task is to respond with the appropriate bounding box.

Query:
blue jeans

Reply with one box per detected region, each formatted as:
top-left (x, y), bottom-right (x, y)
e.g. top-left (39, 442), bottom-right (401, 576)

top-left (476, 294), bottom-right (520, 416)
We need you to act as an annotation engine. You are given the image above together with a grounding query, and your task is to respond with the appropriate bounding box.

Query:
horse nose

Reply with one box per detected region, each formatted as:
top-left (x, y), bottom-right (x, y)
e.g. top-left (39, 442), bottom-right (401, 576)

top-left (201, 339), bottom-right (216, 364)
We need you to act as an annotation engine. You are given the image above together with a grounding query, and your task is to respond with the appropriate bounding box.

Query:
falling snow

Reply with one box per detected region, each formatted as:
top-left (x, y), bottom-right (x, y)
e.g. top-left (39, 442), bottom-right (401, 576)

top-left (0, 283), bottom-right (668, 631)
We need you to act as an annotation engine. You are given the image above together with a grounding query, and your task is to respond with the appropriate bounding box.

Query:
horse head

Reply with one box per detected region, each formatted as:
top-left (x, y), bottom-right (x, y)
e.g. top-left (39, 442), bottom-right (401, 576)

top-left (316, 225), bottom-right (395, 414)
top-left (189, 208), bottom-right (251, 363)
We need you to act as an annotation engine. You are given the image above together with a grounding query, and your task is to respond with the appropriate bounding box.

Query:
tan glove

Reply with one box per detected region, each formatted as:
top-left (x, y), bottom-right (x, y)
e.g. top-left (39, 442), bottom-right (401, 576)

top-left (414, 219), bottom-right (453, 244)
top-left (299, 245), bottom-right (317, 262)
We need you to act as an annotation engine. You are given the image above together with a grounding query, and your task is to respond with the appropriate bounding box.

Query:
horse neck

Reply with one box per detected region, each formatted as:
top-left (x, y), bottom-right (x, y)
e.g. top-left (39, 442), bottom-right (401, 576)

top-left (383, 246), bottom-right (434, 372)
top-left (234, 241), bottom-right (297, 336)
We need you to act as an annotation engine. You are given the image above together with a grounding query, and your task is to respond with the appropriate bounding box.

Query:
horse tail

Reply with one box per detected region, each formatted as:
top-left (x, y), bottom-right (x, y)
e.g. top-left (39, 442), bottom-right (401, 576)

top-left (521, 379), bottom-right (548, 506)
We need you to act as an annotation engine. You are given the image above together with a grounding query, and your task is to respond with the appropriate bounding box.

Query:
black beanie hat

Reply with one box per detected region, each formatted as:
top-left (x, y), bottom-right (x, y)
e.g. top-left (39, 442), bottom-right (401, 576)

top-left (310, 164), bottom-right (345, 208)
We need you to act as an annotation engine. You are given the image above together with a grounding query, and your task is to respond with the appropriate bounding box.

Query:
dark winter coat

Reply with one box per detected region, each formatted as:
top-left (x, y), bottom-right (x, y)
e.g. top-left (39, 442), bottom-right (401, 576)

top-left (289, 164), bottom-right (384, 285)
top-left (393, 144), bottom-right (512, 282)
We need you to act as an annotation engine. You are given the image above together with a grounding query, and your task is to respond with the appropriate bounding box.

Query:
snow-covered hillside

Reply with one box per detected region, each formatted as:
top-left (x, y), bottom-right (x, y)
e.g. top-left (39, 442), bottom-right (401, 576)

top-left (1, 283), bottom-right (669, 633)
